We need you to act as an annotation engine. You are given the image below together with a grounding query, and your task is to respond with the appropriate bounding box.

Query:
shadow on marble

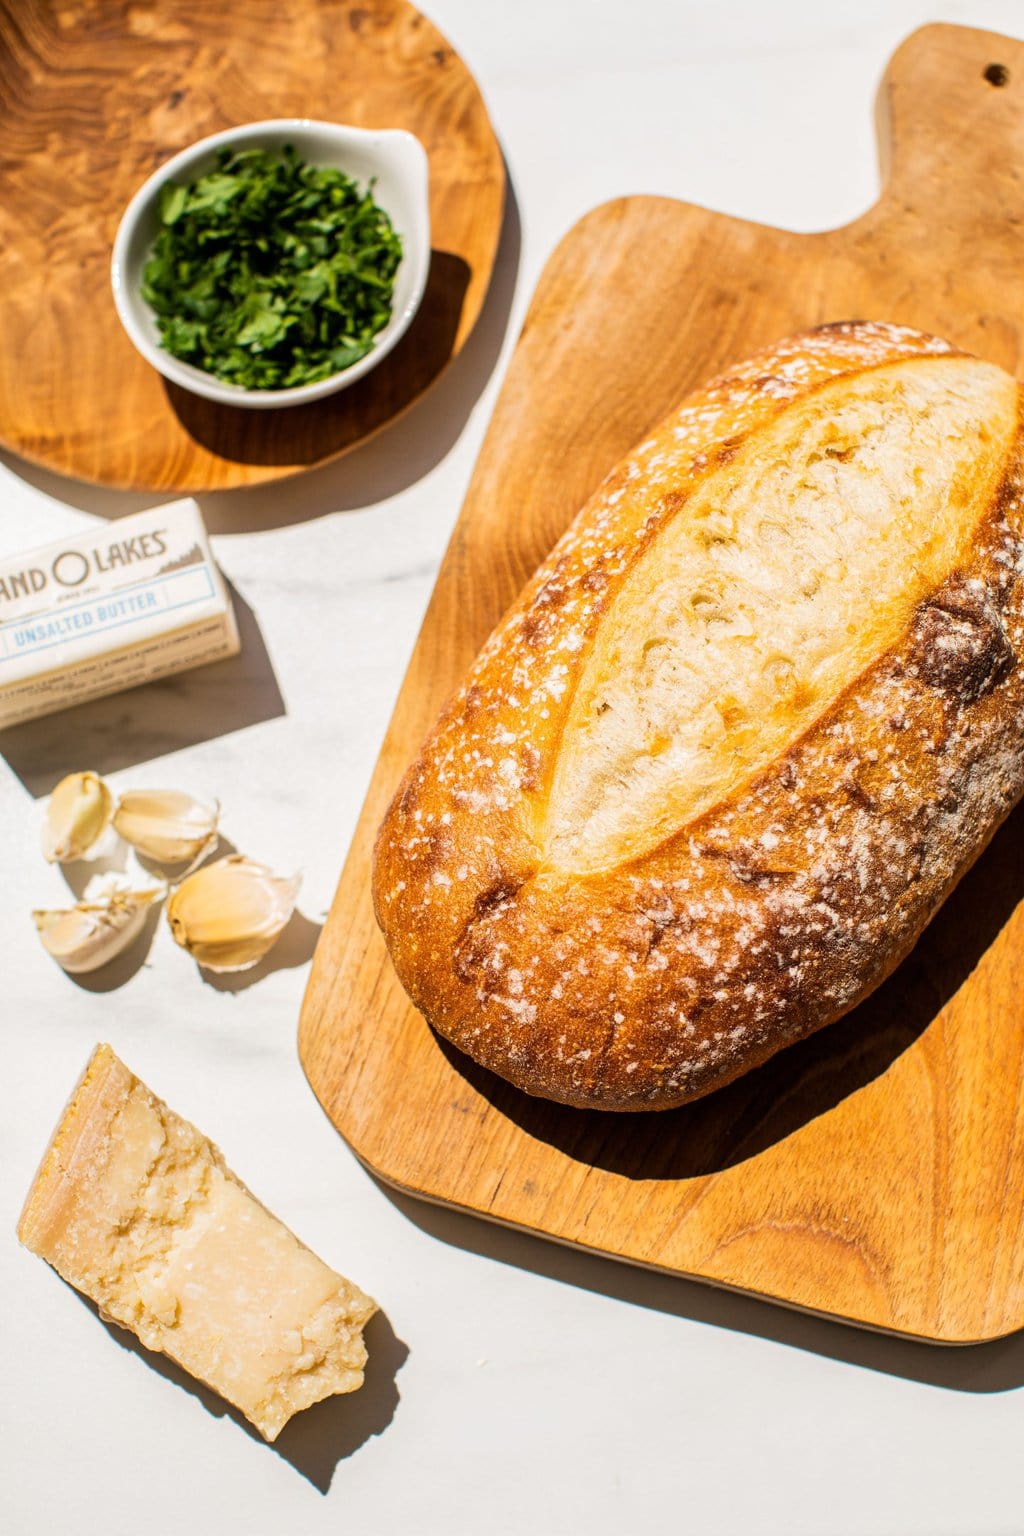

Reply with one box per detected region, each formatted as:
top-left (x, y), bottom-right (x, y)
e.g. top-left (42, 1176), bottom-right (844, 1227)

top-left (55, 840), bottom-right (130, 900)
top-left (0, 585), bottom-right (284, 797)
top-left (271, 1310), bottom-right (409, 1491)
top-left (0, 167), bottom-right (521, 531)
top-left (382, 1182), bottom-right (1024, 1396)
top-left (199, 907), bottom-right (322, 994)
top-left (80, 1287), bottom-right (407, 1491)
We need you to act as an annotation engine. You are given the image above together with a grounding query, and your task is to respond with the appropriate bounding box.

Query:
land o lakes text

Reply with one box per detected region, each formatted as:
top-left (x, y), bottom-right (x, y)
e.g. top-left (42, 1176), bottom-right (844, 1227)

top-left (0, 529), bottom-right (169, 605)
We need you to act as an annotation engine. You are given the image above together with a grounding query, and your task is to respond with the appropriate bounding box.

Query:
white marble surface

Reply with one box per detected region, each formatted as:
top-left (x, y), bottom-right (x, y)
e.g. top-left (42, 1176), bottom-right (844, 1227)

top-left (4, 3), bottom-right (1024, 1532)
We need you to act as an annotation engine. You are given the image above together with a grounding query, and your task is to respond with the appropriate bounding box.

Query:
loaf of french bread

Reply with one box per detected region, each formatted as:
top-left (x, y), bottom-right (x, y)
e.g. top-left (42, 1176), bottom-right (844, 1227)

top-left (373, 322), bottom-right (1024, 1110)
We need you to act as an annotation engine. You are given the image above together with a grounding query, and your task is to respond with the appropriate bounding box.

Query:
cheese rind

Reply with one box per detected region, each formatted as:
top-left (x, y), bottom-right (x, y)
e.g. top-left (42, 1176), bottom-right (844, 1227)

top-left (18, 1044), bottom-right (376, 1441)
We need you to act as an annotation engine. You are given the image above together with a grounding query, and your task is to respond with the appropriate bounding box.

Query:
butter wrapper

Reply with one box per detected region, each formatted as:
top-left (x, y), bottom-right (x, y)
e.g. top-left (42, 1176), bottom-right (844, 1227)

top-left (0, 500), bottom-right (240, 729)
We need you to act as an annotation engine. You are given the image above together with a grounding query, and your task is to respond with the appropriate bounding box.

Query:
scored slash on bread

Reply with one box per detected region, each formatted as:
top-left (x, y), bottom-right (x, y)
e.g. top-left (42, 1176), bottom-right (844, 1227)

top-left (373, 322), bottom-right (1024, 1111)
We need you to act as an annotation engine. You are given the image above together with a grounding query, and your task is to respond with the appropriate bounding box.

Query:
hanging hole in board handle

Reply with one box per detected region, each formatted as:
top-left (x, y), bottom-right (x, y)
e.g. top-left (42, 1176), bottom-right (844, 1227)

top-left (983, 63), bottom-right (1010, 87)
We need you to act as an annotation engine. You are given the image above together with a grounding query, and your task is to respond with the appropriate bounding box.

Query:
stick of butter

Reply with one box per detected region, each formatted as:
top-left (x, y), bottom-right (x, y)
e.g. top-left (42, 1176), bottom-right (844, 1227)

top-left (18, 1044), bottom-right (376, 1441)
top-left (0, 501), bottom-right (239, 730)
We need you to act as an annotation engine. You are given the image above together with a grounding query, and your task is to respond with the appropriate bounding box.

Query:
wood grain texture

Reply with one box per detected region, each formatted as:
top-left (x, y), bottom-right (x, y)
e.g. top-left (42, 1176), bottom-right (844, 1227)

top-left (0, 0), bottom-right (504, 491)
top-left (299, 23), bottom-right (1024, 1342)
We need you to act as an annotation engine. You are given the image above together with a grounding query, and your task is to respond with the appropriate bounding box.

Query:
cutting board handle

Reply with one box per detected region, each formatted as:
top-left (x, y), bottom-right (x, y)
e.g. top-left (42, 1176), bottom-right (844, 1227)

top-left (878, 24), bottom-right (1024, 218)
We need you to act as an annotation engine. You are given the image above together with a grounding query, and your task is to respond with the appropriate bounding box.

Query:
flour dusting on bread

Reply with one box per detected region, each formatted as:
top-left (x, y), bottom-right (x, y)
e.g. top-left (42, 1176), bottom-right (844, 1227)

top-left (373, 323), bottom-right (1024, 1110)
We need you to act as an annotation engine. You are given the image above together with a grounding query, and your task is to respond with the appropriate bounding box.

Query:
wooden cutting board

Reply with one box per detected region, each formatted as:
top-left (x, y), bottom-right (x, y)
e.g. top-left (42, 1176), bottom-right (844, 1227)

top-left (0, 0), bottom-right (503, 491)
top-left (299, 23), bottom-right (1024, 1343)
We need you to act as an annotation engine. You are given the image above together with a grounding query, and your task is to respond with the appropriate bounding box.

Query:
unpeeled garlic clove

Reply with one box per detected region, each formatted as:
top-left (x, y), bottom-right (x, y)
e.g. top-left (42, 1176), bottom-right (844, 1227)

top-left (166, 855), bottom-right (300, 973)
top-left (41, 771), bottom-right (113, 863)
top-left (113, 789), bottom-right (220, 867)
top-left (33, 877), bottom-right (166, 974)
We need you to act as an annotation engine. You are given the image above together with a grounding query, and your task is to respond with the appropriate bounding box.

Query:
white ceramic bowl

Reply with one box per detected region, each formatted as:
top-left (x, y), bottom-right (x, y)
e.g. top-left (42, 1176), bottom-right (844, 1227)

top-left (111, 119), bottom-right (430, 409)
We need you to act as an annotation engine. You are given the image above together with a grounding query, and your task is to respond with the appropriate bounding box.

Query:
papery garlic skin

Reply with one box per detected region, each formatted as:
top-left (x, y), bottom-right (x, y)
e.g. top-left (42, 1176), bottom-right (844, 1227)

top-left (113, 789), bottom-right (220, 867)
top-left (41, 772), bottom-right (113, 864)
top-left (166, 856), bottom-right (300, 973)
top-left (82, 871), bottom-right (168, 905)
top-left (33, 880), bottom-right (166, 974)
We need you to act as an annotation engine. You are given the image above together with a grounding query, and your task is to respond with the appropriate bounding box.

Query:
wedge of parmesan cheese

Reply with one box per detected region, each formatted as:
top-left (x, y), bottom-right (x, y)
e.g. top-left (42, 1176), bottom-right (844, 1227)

top-left (18, 1044), bottom-right (376, 1441)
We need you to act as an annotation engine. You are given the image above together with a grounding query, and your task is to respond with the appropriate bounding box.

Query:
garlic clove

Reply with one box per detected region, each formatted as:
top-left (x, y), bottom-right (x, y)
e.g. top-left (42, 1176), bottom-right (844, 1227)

top-left (41, 771), bottom-right (113, 863)
top-left (33, 879), bottom-right (166, 974)
top-left (113, 789), bottom-right (220, 867)
top-left (166, 855), bottom-right (300, 973)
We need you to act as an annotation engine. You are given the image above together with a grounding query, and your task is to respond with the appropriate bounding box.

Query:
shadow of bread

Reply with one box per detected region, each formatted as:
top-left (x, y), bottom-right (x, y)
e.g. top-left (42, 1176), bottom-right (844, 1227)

top-left (433, 792), bottom-right (1024, 1180)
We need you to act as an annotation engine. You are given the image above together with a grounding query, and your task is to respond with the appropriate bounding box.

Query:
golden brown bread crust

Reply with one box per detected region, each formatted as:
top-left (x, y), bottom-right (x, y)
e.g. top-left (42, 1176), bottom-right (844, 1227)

top-left (373, 322), bottom-right (1024, 1110)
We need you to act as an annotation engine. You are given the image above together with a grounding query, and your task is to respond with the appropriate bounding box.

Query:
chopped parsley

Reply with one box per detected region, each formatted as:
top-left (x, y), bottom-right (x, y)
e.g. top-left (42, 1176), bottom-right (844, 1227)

top-left (141, 145), bottom-right (403, 391)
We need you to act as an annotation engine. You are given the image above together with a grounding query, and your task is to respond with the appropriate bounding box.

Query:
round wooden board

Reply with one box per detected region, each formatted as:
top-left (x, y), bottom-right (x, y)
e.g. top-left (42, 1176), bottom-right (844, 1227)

top-left (0, 0), bottom-right (504, 491)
